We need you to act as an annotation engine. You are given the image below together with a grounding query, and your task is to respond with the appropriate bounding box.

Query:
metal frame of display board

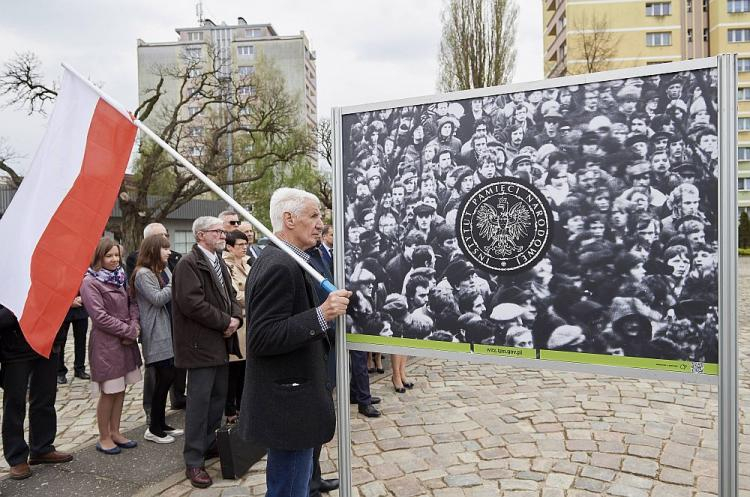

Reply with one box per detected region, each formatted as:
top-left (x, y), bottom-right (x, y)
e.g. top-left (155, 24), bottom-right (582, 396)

top-left (332, 54), bottom-right (737, 497)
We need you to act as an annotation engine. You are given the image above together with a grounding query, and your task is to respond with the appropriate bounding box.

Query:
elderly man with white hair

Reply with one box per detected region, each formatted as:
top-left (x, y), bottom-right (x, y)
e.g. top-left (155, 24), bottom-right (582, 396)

top-left (172, 216), bottom-right (243, 489)
top-left (239, 188), bottom-right (351, 497)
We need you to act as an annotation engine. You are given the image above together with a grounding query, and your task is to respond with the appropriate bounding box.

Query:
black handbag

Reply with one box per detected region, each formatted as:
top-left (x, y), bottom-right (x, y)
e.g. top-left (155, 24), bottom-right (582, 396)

top-left (216, 421), bottom-right (266, 479)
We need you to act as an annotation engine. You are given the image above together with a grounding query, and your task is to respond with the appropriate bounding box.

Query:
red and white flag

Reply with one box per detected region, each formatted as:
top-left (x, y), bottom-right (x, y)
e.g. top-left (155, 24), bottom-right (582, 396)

top-left (0, 68), bottom-right (137, 357)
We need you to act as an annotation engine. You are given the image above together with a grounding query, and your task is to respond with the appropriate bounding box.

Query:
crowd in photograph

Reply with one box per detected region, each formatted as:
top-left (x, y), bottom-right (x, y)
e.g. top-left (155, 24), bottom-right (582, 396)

top-left (342, 67), bottom-right (720, 364)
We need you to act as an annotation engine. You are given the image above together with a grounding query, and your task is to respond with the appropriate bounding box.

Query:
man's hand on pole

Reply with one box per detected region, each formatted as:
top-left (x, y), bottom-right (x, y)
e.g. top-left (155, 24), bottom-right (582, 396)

top-left (320, 289), bottom-right (352, 322)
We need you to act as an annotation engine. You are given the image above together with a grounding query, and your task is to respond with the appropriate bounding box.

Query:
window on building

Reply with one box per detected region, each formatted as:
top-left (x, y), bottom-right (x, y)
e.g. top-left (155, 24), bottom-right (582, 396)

top-left (172, 231), bottom-right (193, 255)
top-left (238, 65), bottom-right (255, 76)
top-left (646, 32), bottom-right (672, 46)
top-left (739, 147), bottom-right (750, 161)
top-left (740, 59), bottom-right (750, 72)
top-left (188, 31), bottom-right (203, 41)
top-left (687, 29), bottom-right (693, 42)
top-left (238, 86), bottom-right (256, 96)
top-left (687, 0), bottom-right (692, 12)
top-left (188, 105), bottom-right (200, 117)
top-left (740, 118), bottom-right (750, 131)
top-left (190, 145), bottom-right (204, 157)
top-left (702, 0), bottom-right (707, 11)
top-left (740, 87), bottom-right (750, 100)
top-left (739, 178), bottom-right (750, 190)
top-left (184, 46), bottom-right (202, 60)
top-left (246, 28), bottom-right (262, 38)
top-left (237, 45), bottom-right (255, 57)
top-left (729, 29), bottom-right (750, 42)
top-left (188, 68), bottom-right (201, 78)
top-left (189, 126), bottom-right (203, 137)
top-left (703, 28), bottom-right (709, 42)
top-left (646, 2), bottom-right (672, 15)
top-left (729, 0), bottom-right (750, 12)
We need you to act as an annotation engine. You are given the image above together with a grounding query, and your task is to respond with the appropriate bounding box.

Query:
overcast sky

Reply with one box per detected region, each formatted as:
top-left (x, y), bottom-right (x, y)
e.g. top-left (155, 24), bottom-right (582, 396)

top-left (0, 0), bottom-right (542, 174)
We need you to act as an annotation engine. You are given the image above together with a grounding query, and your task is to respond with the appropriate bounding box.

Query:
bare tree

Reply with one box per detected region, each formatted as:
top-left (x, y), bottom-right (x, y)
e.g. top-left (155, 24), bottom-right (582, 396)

top-left (568, 12), bottom-right (619, 75)
top-left (0, 52), bottom-right (58, 115)
top-left (438, 0), bottom-right (518, 92)
top-left (0, 138), bottom-right (22, 188)
top-left (0, 50), bottom-right (316, 249)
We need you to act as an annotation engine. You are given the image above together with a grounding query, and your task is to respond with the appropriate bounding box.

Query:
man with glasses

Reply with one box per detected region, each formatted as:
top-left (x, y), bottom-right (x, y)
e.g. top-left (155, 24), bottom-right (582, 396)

top-left (172, 216), bottom-right (243, 489)
top-left (219, 210), bottom-right (241, 233)
top-left (125, 222), bottom-right (187, 414)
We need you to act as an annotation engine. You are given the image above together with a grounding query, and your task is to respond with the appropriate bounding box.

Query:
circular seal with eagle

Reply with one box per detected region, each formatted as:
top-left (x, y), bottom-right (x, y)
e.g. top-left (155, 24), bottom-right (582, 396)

top-left (456, 177), bottom-right (554, 275)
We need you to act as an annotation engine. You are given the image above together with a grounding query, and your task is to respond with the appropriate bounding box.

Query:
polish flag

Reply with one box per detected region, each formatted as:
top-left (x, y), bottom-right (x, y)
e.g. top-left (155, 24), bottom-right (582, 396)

top-left (0, 68), bottom-right (137, 357)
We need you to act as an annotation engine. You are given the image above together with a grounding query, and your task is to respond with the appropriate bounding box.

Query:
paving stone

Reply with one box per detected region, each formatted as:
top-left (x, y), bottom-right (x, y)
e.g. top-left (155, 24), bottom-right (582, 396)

top-left (621, 456), bottom-right (659, 477)
top-left (544, 473), bottom-right (575, 489)
top-left (607, 484), bottom-right (650, 497)
top-left (659, 467), bottom-right (694, 485)
top-left (574, 477), bottom-right (606, 492)
top-left (651, 482), bottom-right (693, 497)
top-left (444, 474), bottom-right (482, 487)
top-left (360, 481), bottom-right (389, 497)
top-left (580, 465), bottom-right (616, 481)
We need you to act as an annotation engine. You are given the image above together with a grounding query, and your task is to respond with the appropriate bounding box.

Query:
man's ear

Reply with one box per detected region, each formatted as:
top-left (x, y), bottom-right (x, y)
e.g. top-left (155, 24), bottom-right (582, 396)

top-left (283, 211), bottom-right (295, 229)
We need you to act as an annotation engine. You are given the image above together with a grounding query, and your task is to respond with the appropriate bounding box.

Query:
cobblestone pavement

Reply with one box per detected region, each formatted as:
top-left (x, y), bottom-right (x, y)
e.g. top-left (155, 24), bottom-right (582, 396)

top-left (0, 365), bottom-right (148, 475)
top-left (2, 261), bottom-right (749, 496)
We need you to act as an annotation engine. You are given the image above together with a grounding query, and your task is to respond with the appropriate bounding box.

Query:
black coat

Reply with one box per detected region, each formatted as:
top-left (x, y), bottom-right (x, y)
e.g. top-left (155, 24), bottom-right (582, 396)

top-left (0, 305), bottom-right (65, 364)
top-left (239, 244), bottom-right (334, 450)
top-left (172, 245), bottom-right (242, 369)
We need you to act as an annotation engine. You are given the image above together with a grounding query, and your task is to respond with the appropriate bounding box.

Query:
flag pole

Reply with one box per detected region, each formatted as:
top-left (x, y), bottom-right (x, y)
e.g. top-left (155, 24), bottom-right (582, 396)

top-left (61, 62), bottom-right (337, 294)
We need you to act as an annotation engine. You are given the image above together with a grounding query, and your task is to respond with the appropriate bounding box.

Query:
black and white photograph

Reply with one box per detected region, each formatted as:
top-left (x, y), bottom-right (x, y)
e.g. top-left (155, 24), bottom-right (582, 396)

top-left (341, 67), bottom-right (720, 366)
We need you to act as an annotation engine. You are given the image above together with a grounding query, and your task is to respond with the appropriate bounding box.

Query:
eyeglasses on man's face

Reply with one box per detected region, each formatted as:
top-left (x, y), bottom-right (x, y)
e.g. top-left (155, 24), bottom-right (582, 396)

top-left (228, 220), bottom-right (241, 226)
top-left (202, 229), bottom-right (227, 237)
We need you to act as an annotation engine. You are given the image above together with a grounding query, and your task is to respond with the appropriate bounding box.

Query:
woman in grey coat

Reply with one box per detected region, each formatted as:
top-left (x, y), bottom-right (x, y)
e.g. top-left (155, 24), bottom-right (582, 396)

top-left (131, 235), bottom-right (183, 444)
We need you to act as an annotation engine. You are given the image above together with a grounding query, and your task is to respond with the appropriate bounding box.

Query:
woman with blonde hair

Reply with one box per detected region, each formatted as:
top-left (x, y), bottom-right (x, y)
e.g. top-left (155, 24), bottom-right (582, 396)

top-left (80, 238), bottom-right (142, 455)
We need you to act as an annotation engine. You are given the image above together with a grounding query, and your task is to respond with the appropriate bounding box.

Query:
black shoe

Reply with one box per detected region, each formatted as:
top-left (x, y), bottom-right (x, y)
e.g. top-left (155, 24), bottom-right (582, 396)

top-left (57, 374), bottom-right (67, 385)
top-left (376, 368), bottom-right (385, 374)
top-left (358, 404), bottom-right (381, 418)
top-left (319, 478), bottom-right (340, 493)
top-left (74, 370), bottom-right (91, 380)
top-left (350, 396), bottom-right (381, 405)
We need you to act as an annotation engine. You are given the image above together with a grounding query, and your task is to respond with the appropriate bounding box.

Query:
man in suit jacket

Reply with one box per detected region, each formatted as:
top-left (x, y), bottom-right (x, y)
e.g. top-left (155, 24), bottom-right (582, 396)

top-left (240, 188), bottom-right (351, 497)
top-left (172, 216), bottom-right (243, 489)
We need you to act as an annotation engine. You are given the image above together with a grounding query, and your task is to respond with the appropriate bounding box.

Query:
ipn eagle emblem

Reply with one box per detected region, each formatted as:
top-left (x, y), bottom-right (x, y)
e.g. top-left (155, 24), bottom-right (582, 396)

top-left (456, 177), bottom-right (553, 275)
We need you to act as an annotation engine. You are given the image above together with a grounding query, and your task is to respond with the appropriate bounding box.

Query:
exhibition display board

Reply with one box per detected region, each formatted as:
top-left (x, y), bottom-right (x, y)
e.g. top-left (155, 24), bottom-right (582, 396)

top-left (332, 55), bottom-right (737, 496)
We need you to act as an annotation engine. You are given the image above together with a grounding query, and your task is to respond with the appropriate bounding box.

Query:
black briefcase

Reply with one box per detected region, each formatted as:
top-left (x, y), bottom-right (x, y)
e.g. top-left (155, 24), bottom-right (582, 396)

top-left (216, 422), bottom-right (266, 479)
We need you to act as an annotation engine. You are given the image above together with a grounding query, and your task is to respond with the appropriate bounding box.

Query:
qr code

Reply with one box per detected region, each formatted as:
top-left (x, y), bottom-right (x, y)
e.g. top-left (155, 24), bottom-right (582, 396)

top-left (692, 362), bottom-right (704, 374)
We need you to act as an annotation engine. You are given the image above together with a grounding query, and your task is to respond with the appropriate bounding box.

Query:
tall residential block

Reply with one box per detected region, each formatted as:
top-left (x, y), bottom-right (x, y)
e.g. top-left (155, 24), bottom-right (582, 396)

top-left (137, 17), bottom-right (317, 129)
top-left (543, 0), bottom-right (750, 211)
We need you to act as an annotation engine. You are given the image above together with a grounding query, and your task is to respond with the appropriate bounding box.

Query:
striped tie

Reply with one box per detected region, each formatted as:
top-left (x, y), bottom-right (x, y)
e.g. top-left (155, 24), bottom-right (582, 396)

top-left (212, 256), bottom-right (225, 288)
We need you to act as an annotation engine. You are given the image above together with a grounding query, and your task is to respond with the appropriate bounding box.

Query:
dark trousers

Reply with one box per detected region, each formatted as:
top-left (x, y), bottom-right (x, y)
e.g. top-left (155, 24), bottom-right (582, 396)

top-left (143, 366), bottom-right (187, 416)
top-left (149, 363), bottom-right (176, 436)
top-left (309, 445), bottom-right (323, 497)
top-left (349, 350), bottom-right (371, 406)
top-left (266, 447), bottom-right (313, 497)
top-left (57, 318), bottom-right (87, 375)
top-left (183, 365), bottom-right (228, 468)
top-left (2, 352), bottom-right (59, 466)
top-left (225, 360), bottom-right (245, 417)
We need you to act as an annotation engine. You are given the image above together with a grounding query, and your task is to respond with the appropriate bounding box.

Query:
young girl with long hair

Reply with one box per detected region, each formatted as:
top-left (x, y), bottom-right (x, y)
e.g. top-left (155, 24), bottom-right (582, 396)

top-left (131, 234), bottom-right (183, 444)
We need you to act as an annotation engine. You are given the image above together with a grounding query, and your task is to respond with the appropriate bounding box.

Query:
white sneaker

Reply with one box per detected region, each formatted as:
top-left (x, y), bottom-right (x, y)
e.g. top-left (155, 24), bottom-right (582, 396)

top-left (164, 428), bottom-right (184, 437)
top-left (144, 429), bottom-right (175, 444)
